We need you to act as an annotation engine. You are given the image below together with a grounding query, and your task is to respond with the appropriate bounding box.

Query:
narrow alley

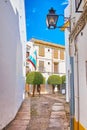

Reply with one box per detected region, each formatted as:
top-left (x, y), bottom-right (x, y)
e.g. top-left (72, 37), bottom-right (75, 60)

top-left (0, 0), bottom-right (87, 130)
top-left (26, 94), bottom-right (70, 130)
top-left (4, 94), bottom-right (70, 130)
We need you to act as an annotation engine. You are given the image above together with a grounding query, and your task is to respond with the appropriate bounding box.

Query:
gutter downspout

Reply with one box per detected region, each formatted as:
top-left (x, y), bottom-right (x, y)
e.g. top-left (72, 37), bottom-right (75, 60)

top-left (77, 49), bottom-right (80, 130)
top-left (70, 56), bottom-right (74, 130)
top-left (69, 16), bottom-right (75, 130)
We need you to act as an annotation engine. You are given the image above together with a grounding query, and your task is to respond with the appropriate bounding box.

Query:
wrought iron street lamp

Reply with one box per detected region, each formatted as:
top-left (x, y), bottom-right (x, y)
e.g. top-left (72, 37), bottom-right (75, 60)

top-left (46, 7), bottom-right (70, 30)
top-left (46, 7), bottom-right (58, 29)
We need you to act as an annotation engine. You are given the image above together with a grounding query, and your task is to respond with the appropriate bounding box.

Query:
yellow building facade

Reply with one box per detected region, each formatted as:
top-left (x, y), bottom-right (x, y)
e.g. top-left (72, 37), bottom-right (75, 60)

top-left (31, 38), bottom-right (66, 79)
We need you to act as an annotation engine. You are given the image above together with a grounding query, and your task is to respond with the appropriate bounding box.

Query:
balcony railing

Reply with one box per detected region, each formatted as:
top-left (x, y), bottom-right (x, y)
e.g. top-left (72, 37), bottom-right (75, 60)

top-left (38, 67), bottom-right (46, 73)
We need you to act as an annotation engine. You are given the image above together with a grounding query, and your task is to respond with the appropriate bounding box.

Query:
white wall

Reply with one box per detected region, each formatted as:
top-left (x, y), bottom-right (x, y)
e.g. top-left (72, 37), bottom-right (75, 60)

top-left (74, 25), bottom-right (87, 128)
top-left (0, 0), bottom-right (26, 129)
top-left (45, 47), bottom-right (52, 59)
top-left (70, 0), bottom-right (87, 128)
top-left (64, 1), bottom-right (70, 102)
top-left (59, 61), bottom-right (66, 75)
top-left (35, 44), bottom-right (66, 80)
top-left (36, 46), bottom-right (53, 74)
top-left (45, 48), bottom-right (53, 73)
top-left (70, 0), bottom-right (84, 29)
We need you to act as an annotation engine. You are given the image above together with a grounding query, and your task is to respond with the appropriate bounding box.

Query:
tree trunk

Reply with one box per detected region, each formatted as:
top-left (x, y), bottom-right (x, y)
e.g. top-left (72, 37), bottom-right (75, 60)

top-left (32, 85), bottom-right (36, 97)
top-left (52, 85), bottom-right (55, 94)
top-left (37, 84), bottom-right (41, 96)
top-left (25, 84), bottom-right (30, 97)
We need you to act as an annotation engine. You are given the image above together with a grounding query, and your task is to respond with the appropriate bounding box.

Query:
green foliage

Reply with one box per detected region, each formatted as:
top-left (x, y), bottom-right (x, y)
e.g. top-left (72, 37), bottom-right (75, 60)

top-left (47, 75), bottom-right (62, 85)
top-left (43, 77), bottom-right (46, 84)
top-left (61, 75), bottom-right (66, 84)
top-left (26, 71), bottom-right (44, 85)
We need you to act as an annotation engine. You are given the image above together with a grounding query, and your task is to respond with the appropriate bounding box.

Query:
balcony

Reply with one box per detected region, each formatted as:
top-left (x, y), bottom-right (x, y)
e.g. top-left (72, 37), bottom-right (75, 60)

top-left (38, 67), bottom-right (46, 73)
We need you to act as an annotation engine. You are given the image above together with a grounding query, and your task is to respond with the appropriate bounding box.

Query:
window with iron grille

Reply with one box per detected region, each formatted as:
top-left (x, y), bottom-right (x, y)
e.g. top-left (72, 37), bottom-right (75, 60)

top-left (39, 61), bottom-right (44, 72)
top-left (60, 49), bottom-right (64, 60)
top-left (54, 49), bottom-right (58, 59)
top-left (54, 62), bottom-right (58, 73)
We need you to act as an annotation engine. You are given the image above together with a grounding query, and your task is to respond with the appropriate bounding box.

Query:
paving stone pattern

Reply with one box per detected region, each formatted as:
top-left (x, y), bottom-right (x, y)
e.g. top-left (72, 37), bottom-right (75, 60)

top-left (3, 99), bottom-right (30, 130)
top-left (3, 94), bottom-right (70, 130)
top-left (26, 94), bottom-right (70, 130)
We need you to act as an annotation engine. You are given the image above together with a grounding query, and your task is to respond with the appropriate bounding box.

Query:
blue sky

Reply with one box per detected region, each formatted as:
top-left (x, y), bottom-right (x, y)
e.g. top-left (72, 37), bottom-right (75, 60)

top-left (25, 0), bottom-right (68, 46)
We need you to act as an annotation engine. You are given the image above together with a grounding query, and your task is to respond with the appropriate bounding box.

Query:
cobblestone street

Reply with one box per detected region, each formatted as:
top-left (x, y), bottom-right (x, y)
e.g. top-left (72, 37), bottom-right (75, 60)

top-left (3, 93), bottom-right (70, 130)
top-left (26, 94), bottom-right (70, 130)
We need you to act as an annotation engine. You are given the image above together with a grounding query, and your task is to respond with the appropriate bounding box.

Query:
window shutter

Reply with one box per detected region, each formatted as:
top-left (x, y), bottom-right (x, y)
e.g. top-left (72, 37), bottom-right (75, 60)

top-left (39, 46), bottom-right (45, 56)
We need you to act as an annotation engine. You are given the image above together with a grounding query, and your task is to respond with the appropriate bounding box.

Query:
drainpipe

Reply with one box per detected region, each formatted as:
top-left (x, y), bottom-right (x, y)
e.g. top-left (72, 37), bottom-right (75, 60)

top-left (69, 17), bottom-right (75, 130)
top-left (77, 49), bottom-right (80, 130)
top-left (70, 56), bottom-right (74, 130)
top-left (69, 0), bottom-right (74, 127)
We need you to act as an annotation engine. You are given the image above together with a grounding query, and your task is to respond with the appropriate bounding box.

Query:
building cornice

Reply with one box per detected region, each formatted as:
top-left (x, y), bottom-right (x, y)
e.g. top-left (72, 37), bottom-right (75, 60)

top-left (70, 3), bottom-right (87, 43)
top-left (31, 38), bottom-right (65, 49)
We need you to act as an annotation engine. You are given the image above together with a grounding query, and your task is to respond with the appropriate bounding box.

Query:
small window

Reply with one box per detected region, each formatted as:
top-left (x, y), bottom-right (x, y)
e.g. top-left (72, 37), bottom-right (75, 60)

top-left (54, 49), bottom-right (58, 59)
top-left (54, 62), bottom-right (58, 73)
top-left (48, 49), bottom-right (50, 52)
top-left (60, 49), bottom-right (64, 60)
top-left (39, 46), bottom-right (45, 56)
top-left (48, 62), bottom-right (50, 65)
top-left (39, 61), bottom-right (44, 72)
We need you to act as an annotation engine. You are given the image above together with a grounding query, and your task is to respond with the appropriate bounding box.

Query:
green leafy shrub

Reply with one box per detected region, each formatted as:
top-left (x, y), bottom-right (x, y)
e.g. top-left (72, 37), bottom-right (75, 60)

top-left (61, 75), bottom-right (66, 84)
top-left (26, 71), bottom-right (44, 85)
top-left (26, 71), bottom-right (44, 96)
top-left (47, 75), bottom-right (62, 94)
top-left (47, 75), bottom-right (62, 85)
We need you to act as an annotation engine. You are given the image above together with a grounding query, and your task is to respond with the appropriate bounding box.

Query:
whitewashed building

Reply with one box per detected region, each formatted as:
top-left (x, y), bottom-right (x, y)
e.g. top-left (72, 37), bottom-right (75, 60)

top-left (69, 0), bottom-right (87, 129)
top-left (26, 41), bottom-right (36, 73)
top-left (0, 0), bottom-right (26, 129)
top-left (26, 39), bottom-right (66, 94)
top-left (31, 38), bottom-right (66, 80)
top-left (64, 1), bottom-right (71, 103)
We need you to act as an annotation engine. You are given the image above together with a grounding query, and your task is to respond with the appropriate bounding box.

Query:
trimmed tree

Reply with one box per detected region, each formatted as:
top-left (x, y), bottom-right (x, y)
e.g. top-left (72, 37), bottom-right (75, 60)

top-left (61, 75), bottom-right (66, 92)
top-left (47, 75), bottom-right (62, 94)
top-left (26, 71), bottom-right (44, 96)
top-left (61, 75), bottom-right (66, 84)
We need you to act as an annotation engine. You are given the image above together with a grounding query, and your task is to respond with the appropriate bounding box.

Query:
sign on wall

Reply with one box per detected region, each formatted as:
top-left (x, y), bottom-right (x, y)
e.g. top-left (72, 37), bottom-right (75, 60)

top-left (75, 0), bottom-right (82, 12)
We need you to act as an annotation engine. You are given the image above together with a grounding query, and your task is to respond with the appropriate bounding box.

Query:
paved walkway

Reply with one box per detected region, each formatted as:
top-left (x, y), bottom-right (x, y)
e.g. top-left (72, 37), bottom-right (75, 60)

top-left (44, 94), bottom-right (70, 130)
top-left (3, 94), bottom-right (70, 130)
top-left (47, 103), bottom-right (67, 130)
top-left (3, 98), bottom-right (30, 130)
